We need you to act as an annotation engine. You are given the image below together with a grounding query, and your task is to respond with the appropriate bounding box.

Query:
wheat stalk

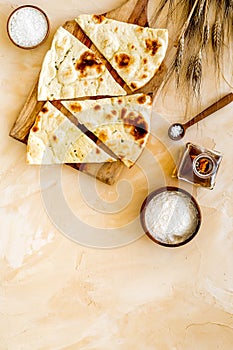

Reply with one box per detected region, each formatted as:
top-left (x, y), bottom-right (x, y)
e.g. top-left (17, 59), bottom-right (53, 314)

top-left (224, 0), bottom-right (233, 16)
top-left (200, 0), bottom-right (210, 47)
top-left (216, 0), bottom-right (223, 7)
top-left (154, 0), bottom-right (232, 97)
top-left (152, 0), bottom-right (169, 20)
top-left (223, 0), bottom-right (233, 36)
top-left (202, 23), bottom-right (210, 47)
top-left (212, 21), bottom-right (223, 53)
top-left (176, 0), bottom-right (200, 43)
top-left (192, 52), bottom-right (202, 95)
top-left (193, 0), bottom-right (206, 25)
top-left (186, 52), bottom-right (202, 96)
top-left (186, 56), bottom-right (194, 81)
top-left (211, 19), bottom-right (224, 79)
top-left (151, 0), bottom-right (185, 28)
top-left (151, 0), bottom-right (176, 24)
top-left (174, 34), bottom-right (185, 84)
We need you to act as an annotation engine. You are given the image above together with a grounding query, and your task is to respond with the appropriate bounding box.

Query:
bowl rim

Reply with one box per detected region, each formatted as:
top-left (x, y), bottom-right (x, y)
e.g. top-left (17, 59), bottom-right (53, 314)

top-left (7, 4), bottom-right (50, 49)
top-left (140, 186), bottom-right (202, 248)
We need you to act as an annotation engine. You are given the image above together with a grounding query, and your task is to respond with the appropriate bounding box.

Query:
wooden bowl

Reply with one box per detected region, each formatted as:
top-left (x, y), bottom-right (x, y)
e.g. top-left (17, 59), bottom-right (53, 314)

top-left (7, 5), bottom-right (50, 49)
top-left (140, 186), bottom-right (202, 247)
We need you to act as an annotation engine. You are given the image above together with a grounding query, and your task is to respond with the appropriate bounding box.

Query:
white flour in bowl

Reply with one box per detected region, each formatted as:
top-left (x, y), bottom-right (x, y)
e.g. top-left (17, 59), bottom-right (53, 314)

top-left (144, 191), bottom-right (199, 244)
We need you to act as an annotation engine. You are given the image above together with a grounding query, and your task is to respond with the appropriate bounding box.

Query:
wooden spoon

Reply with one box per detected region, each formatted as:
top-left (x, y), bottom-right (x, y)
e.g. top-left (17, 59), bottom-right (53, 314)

top-left (168, 92), bottom-right (233, 141)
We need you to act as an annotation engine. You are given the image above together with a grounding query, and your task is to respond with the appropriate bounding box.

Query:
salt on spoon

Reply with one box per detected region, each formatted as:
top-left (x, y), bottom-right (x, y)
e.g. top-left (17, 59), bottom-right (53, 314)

top-left (168, 92), bottom-right (233, 141)
top-left (7, 5), bottom-right (50, 49)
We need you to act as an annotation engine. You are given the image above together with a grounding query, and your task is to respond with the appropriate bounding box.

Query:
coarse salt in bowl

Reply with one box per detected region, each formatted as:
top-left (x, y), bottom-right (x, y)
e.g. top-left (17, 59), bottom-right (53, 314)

top-left (7, 5), bottom-right (49, 49)
top-left (140, 187), bottom-right (201, 247)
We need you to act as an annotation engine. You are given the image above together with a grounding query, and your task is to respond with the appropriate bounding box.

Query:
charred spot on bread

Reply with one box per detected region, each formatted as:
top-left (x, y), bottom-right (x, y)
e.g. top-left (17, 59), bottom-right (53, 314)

top-left (139, 139), bottom-right (145, 147)
top-left (111, 110), bottom-right (117, 115)
top-left (95, 148), bottom-right (101, 154)
top-left (118, 98), bottom-right (123, 104)
top-left (52, 135), bottom-right (58, 142)
top-left (137, 94), bottom-right (147, 104)
top-left (120, 109), bottom-right (148, 140)
top-left (120, 108), bottom-right (127, 119)
top-left (41, 107), bottom-right (48, 113)
top-left (143, 58), bottom-right (148, 64)
top-left (70, 103), bottom-right (82, 113)
top-left (114, 53), bottom-right (131, 68)
top-left (32, 126), bottom-right (39, 132)
top-left (75, 51), bottom-right (104, 76)
top-left (92, 15), bottom-right (105, 23)
top-left (106, 114), bottom-right (113, 120)
top-left (127, 112), bottom-right (135, 118)
top-left (94, 104), bottom-right (101, 111)
top-left (130, 82), bottom-right (138, 90)
top-left (125, 124), bottom-right (148, 140)
top-left (98, 130), bottom-right (108, 142)
top-left (145, 39), bottom-right (161, 56)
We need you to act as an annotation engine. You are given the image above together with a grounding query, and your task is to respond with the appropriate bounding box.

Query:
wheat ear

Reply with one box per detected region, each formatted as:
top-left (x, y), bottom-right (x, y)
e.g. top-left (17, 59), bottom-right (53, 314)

top-left (186, 52), bottom-right (202, 96)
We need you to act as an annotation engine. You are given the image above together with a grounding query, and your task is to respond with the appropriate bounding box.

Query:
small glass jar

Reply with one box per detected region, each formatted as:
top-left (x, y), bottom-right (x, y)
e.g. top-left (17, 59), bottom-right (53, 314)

top-left (177, 143), bottom-right (223, 189)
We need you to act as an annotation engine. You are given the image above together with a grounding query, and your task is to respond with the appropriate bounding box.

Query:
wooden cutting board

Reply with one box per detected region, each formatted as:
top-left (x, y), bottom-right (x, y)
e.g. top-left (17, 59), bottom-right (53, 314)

top-left (9, 0), bottom-right (166, 185)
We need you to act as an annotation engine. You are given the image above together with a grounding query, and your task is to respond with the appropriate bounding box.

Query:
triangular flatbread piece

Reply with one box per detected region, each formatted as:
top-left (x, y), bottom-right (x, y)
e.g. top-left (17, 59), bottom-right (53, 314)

top-left (76, 15), bottom-right (168, 91)
top-left (27, 102), bottom-right (116, 164)
top-left (62, 94), bottom-right (152, 168)
top-left (38, 27), bottom-right (126, 101)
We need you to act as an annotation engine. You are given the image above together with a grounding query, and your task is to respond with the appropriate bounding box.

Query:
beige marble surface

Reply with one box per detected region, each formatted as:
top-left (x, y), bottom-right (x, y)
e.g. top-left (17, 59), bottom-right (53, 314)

top-left (0, 0), bottom-right (233, 349)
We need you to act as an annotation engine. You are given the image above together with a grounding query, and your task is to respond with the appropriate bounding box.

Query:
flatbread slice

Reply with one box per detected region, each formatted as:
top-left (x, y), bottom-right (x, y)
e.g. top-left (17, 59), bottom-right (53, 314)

top-left (76, 15), bottom-right (168, 91)
top-left (38, 27), bottom-right (126, 101)
top-left (62, 94), bottom-right (152, 168)
top-left (27, 102), bottom-right (116, 164)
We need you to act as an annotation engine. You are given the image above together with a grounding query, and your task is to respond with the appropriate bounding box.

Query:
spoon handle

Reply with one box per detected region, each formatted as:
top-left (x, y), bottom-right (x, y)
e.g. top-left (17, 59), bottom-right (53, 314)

top-left (184, 92), bottom-right (233, 129)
